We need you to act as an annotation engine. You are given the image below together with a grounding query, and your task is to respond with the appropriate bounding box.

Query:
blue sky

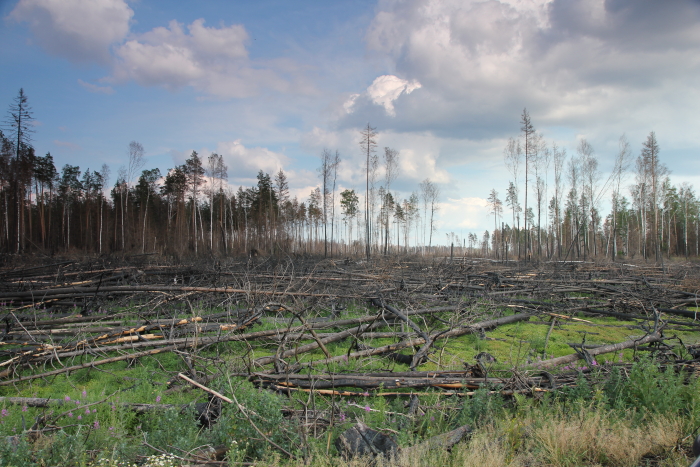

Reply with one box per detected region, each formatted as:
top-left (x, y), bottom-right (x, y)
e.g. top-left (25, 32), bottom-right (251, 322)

top-left (2, 0), bottom-right (700, 244)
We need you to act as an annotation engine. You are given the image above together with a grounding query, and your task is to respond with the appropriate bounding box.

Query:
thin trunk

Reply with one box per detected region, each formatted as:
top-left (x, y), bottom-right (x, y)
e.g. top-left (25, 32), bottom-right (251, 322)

top-left (210, 190), bottom-right (213, 251)
top-left (120, 188), bottom-right (125, 250)
top-left (99, 197), bottom-right (103, 253)
top-left (142, 191), bottom-right (150, 254)
top-left (4, 192), bottom-right (9, 247)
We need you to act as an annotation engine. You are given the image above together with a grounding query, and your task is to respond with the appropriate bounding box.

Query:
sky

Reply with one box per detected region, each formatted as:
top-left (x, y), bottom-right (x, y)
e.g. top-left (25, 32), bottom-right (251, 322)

top-left (1, 0), bottom-right (700, 246)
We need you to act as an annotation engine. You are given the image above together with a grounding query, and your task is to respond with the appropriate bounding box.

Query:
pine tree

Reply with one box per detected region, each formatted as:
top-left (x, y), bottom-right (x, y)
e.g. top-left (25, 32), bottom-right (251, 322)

top-left (520, 108), bottom-right (535, 259)
top-left (4, 89), bottom-right (35, 252)
top-left (185, 151), bottom-right (205, 253)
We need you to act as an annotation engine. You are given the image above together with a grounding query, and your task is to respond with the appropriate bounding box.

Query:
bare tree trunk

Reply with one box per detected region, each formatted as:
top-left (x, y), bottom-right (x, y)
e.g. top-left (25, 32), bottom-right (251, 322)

top-left (99, 197), bottom-right (103, 253)
top-left (142, 191), bottom-right (150, 254)
top-left (121, 189), bottom-right (125, 250)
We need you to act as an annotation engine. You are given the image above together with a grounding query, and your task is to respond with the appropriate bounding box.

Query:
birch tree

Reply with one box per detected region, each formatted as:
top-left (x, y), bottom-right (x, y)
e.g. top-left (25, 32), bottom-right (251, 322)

top-left (382, 147), bottom-right (399, 254)
top-left (420, 178), bottom-right (440, 250)
top-left (359, 124), bottom-right (377, 259)
top-left (611, 135), bottom-right (631, 260)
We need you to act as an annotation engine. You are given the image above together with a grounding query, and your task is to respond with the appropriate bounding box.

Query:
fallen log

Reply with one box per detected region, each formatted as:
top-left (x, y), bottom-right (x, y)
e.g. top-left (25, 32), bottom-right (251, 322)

top-left (0, 345), bottom-right (178, 385)
top-left (535, 331), bottom-right (664, 369)
top-left (254, 371), bottom-right (546, 391)
top-left (0, 396), bottom-right (177, 413)
top-left (249, 305), bottom-right (464, 367)
top-left (270, 384), bottom-right (551, 398)
top-left (0, 285), bottom-right (364, 301)
top-left (1, 305), bottom-right (459, 375)
top-left (253, 320), bottom-right (383, 367)
top-left (355, 342), bottom-right (417, 365)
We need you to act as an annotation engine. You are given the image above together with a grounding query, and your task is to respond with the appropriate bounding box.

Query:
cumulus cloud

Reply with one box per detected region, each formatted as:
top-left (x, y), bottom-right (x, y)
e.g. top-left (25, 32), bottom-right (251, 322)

top-left (11, 1), bottom-right (304, 98)
top-left (111, 19), bottom-right (294, 97)
top-left (345, 75), bottom-right (421, 116)
top-left (9, 0), bottom-right (133, 63)
top-left (300, 127), bottom-right (347, 154)
top-left (343, 94), bottom-right (360, 114)
top-left (215, 140), bottom-right (290, 180)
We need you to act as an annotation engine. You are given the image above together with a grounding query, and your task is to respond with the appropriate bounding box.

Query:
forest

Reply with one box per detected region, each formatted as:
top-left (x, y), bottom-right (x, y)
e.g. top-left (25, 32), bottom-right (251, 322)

top-left (2, 90), bottom-right (699, 262)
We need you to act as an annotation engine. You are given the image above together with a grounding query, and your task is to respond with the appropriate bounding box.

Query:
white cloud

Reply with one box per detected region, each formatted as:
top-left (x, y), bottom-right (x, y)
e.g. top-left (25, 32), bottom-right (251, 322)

top-left (366, 75), bottom-right (421, 116)
top-left (397, 148), bottom-right (448, 184)
top-left (343, 94), bottom-right (360, 114)
top-left (10, 0), bottom-right (133, 63)
top-left (216, 140), bottom-right (290, 180)
top-left (299, 127), bottom-right (450, 189)
top-left (111, 19), bottom-right (293, 97)
top-left (300, 127), bottom-right (346, 153)
top-left (78, 79), bottom-right (114, 94)
top-left (168, 141), bottom-right (292, 190)
top-left (344, 75), bottom-right (421, 116)
top-left (11, 2), bottom-right (304, 98)
top-left (439, 197), bottom-right (489, 230)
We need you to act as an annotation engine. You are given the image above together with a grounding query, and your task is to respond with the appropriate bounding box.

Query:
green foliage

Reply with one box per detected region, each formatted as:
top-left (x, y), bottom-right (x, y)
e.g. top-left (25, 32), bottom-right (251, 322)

top-left (0, 430), bottom-right (90, 467)
top-left (557, 371), bottom-right (593, 404)
top-left (603, 356), bottom-right (693, 418)
top-left (226, 379), bottom-right (297, 459)
top-left (141, 406), bottom-right (200, 454)
top-left (453, 386), bottom-right (505, 428)
top-left (553, 356), bottom-right (699, 421)
top-left (0, 435), bottom-right (33, 467)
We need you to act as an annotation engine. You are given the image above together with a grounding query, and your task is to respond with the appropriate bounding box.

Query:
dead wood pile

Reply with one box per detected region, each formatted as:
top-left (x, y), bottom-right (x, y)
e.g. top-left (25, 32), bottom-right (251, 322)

top-left (0, 255), bottom-right (699, 459)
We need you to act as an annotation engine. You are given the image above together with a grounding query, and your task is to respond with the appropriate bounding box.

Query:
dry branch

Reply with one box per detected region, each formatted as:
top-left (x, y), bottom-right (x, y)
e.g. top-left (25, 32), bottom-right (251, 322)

top-left (536, 331), bottom-right (665, 368)
top-left (0, 345), bottom-right (178, 385)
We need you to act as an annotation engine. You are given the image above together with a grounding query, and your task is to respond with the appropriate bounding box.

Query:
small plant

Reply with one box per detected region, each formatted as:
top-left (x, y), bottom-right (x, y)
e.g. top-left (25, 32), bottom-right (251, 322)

top-left (141, 453), bottom-right (180, 467)
top-left (91, 453), bottom-right (179, 467)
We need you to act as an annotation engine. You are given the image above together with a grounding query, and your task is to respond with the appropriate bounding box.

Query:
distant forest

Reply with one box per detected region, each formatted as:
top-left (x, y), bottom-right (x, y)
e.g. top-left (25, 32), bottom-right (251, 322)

top-left (1, 90), bottom-right (698, 261)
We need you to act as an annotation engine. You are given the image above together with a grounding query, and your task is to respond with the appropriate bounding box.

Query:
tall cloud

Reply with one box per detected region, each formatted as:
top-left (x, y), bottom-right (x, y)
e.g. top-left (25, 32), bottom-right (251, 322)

top-left (356, 0), bottom-right (700, 139)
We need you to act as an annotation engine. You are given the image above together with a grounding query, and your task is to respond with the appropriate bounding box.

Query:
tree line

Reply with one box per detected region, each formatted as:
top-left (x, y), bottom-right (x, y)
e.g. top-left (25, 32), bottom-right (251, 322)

top-left (4, 90), bottom-right (696, 261)
top-left (0, 90), bottom-right (445, 258)
top-left (480, 108), bottom-right (699, 262)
